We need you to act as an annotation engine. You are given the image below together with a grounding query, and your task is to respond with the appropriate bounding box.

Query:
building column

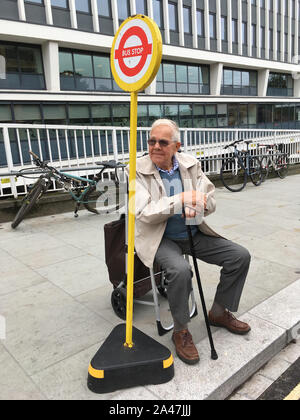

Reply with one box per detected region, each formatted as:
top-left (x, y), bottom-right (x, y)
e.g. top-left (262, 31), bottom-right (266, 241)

top-left (227, 0), bottom-right (232, 54)
top-left (257, 68), bottom-right (269, 97)
top-left (280, 3), bottom-right (284, 61)
top-left (256, 0), bottom-right (260, 58)
top-left (272, 0), bottom-right (277, 61)
top-left (147, 0), bottom-right (153, 19)
top-left (237, 0), bottom-right (242, 55)
top-left (163, 0), bottom-right (170, 44)
top-left (42, 41), bottom-right (60, 92)
top-left (210, 63), bottom-right (223, 96)
top-left (204, 0), bottom-right (210, 50)
top-left (295, 0), bottom-right (299, 60)
top-left (44, 0), bottom-right (53, 25)
top-left (178, 0), bottom-right (184, 47)
top-left (91, 0), bottom-right (100, 33)
top-left (294, 78), bottom-right (300, 98)
top-left (287, 0), bottom-right (292, 63)
top-left (17, 0), bottom-right (26, 21)
top-left (69, 0), bottom-right (78, 29)
top-left (265, 0), bottom-right (269, 60)
top-left (216, 0), bottom-right (221, 52)
top-left (111, 0), bottom-right (119, 34)
top-left (247, 0), bottom-right (251, 56)
top-left (191, 0), bottom-right (198, 48)
top-left (130, 0), bottom-right (136, 15)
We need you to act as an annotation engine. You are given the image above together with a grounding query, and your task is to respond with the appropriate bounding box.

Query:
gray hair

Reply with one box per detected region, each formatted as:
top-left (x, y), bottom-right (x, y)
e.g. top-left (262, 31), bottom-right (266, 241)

top-left (150, 119), bottom-right (181, 143)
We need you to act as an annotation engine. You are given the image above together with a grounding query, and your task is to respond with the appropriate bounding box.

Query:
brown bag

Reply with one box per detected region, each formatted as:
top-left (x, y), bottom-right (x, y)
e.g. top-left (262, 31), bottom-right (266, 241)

top-left (104, 216), bottom-right (162, 298)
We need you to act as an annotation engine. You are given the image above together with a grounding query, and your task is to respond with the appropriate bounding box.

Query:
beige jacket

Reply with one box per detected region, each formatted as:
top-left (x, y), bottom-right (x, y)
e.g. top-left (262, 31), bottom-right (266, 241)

top-left (132, 152), bottom-right (220, 268)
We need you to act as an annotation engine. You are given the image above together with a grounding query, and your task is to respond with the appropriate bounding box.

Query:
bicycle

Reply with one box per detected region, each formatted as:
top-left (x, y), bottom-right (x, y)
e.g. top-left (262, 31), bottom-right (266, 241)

top-left (11, 151), bottom-right (126, 229)
top-left (220, 139), bottom-right (263, 192)
top-left (259, 143), bottom-right (289, 181)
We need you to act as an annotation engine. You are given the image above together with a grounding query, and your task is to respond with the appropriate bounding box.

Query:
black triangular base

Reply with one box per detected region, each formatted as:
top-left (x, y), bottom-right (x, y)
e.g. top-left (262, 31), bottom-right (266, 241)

top-left (87, 323), bottom-right (174, 394)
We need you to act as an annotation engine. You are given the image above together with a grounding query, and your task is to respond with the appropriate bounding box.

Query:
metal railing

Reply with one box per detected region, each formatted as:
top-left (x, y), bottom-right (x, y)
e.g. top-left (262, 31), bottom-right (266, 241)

top-left (1, 124), bottom-right (300, 198)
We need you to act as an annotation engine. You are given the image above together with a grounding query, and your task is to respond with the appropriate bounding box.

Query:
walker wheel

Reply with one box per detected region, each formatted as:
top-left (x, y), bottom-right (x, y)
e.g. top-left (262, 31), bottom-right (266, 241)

top-left (111, 288), bottom-right (127, 320)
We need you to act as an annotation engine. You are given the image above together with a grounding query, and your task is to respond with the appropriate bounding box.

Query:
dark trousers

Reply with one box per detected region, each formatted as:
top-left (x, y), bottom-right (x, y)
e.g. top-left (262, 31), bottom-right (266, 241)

top-left (154, 231), bottom-right (251, 325)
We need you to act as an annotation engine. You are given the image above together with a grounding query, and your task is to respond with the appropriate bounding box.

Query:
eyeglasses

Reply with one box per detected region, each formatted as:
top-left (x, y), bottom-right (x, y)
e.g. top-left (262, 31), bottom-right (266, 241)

top-left (147, 139), bottom-right (172, 148)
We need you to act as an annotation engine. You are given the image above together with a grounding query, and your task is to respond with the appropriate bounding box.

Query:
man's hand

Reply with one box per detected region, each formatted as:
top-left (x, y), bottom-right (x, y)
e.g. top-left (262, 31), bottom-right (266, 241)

top-left (181, 191), bottom-right (207, 208)
top-left (181, 191), bottom-right (207, 219)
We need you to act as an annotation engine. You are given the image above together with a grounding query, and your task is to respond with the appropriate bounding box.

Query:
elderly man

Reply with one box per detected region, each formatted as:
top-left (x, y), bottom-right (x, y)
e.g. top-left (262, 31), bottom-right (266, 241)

top-left (133, 119), bottom-right (251, 365)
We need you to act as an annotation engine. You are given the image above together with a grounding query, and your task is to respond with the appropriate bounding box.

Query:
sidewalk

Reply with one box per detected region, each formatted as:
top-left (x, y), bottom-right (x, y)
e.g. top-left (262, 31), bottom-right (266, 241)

top-left (0, 175), bottom-right (299, 400)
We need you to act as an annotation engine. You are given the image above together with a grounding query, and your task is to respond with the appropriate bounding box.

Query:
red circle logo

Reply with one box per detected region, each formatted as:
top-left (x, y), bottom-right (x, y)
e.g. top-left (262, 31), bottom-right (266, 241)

top-left (114, 26), bottom-right (153, 77)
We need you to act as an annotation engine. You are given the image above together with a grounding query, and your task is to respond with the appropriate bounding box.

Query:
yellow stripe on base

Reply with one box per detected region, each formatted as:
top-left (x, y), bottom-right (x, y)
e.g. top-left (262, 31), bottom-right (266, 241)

top-left (163, 354), bottom-right (174, 369)
top-left (284, 383), bottom-right (300, 400)
top-left (88, 364), bottom-right (104, 379)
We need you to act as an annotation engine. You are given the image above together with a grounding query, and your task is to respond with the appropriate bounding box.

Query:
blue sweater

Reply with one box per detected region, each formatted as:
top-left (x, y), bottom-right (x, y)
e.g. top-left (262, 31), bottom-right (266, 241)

top-left (159, 168), bottom-right (198, 240)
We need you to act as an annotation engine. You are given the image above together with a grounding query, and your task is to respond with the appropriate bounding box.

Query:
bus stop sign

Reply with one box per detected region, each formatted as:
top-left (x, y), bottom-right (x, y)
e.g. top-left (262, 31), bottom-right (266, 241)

top-left (111, 15), bottom-right (162, 92)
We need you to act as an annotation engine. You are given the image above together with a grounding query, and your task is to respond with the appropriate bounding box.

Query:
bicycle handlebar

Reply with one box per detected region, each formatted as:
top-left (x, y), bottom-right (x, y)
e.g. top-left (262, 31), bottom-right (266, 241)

top-left (223, 139), bottom-right (244, 150)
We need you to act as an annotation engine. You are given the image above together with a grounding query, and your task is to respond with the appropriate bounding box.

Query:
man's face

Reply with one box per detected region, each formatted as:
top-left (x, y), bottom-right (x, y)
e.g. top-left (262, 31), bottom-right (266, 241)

top-left (148, 124), bottom-right (181, 170)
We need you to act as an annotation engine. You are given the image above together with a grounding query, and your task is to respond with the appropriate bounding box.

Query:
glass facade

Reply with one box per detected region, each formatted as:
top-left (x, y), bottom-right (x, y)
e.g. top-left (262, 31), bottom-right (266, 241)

top-left (267, 72), bottom-right (294, 97)
top-left (157, 62), bottom-right (209, 95)
top-left (1, 101), bottom-right (299, 130)
top-left (0, 42), bottom-right (45, 90)
top-left (221, 68), bottom-right (257, 96)
top-left (59, 49), bottom-right (121, 92)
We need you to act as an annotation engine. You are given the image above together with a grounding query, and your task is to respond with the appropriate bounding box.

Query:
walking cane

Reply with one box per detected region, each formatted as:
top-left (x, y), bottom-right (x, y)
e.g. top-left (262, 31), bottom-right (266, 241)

top-left (184, 207), bottom-right (218, 360)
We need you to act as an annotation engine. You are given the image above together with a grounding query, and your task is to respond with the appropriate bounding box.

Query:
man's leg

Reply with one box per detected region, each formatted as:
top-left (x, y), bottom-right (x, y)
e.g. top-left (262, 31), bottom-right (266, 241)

top-left (155, 238), bottom-right (199, 364)
top-left (155, 237), bottom-right (193, 328)
top-left (181, 231), bottom-right (251, 334)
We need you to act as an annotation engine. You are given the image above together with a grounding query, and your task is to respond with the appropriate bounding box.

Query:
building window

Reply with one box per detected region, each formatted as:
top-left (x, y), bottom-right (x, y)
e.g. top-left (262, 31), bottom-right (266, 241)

top-left (169, 2), bottom-right (178, 32)
top-left (156, 62), bottom-right (209, 95)
top-left (153, 0), bottom-right (162, 28)
top-left (210, 13), bottom-right (216, 39)
top-left (136, 0), bottom-right (147, 15)
top-left (59, 49), bottom-right (121, 92)
top-left (267, 72), bottom-right (293, 96)
top-left (232, 19), bottom-right (238, 43)
top-left (51, 0), bottom-right (67, 8)
top-left (242, 22), bottom-right (247, 45)
top-left (221, 68), bottom-right (257, 95)
top-left (0, 42), bottom-right (45, 90)
top-left (75, 0), bottom-right (90, 13)
top-left (97, 0), bottom-right (111, 17)
top-left (252, 24), bottom-right (256, 47)
top-left (183, 6), bottom-right (191, 34)
top-left (197, 10), bottom-right (204, 37)
top-left (117, 0), bottom-right (129, 21)
top-left (221, 16), bottom-right (227, 41)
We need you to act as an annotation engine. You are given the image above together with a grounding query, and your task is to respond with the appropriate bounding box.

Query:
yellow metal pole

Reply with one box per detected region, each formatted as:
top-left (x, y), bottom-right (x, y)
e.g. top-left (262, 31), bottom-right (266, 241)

top-left (125, 91), bottom-right (138, 348)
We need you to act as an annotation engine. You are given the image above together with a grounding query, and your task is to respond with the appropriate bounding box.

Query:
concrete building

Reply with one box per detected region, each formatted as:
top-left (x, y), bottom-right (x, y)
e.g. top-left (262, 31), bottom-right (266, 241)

top-left (0, 0), bottom-right (300, 130)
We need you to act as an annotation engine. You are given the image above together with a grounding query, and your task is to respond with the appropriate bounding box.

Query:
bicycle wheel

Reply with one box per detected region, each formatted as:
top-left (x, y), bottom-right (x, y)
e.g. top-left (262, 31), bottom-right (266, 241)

top-left (260, 156), bottom-right (270, 181)
top-left (220, 158), bottom-right (247, 192)
top-left (11, 180), bottom-right (44, 229)
top-left (275, 154), bottom-right (289, 179)
top-left (249, 156), bottom-right (263, 186)
top-left (82, 181), bottom-right (125, 214)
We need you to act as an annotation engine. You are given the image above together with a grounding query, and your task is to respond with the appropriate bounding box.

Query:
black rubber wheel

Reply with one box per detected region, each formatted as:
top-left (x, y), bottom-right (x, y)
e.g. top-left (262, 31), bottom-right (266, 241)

top-left (82, 183), bottom-right (125, 215)
top-left (11, 180), bottom-right (44, 229)
top-left (111, 288), bottom-right (127, 320)
top-left (220, 158), bottom-right (247, 192)
top-left (249, 156), bottom-right (263, 186)
top-left (260, 156), bottom-right (270, 182)
top-left (275, 154), bottom-right (289, 179)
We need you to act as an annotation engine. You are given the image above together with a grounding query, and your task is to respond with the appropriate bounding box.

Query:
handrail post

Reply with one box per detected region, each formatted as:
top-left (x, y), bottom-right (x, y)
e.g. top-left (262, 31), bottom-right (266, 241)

top-left (111, 128), bottom-right (118, 161)
top-left (2, 126), bottom-right (18, 198)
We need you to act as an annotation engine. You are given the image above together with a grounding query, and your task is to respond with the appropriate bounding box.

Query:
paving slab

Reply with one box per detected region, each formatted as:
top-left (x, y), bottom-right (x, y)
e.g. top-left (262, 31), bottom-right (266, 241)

top-left (0, 174), bottom-right (299, 400)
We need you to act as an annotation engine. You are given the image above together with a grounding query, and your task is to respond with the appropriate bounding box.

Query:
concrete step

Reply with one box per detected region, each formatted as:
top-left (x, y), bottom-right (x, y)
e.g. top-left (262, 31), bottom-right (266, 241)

top-left (143, 279), bottom-right (300, 400)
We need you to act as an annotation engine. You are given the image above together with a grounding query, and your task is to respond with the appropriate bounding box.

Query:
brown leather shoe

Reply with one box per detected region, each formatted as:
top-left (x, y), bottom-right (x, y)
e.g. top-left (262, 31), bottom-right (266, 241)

top-left (208, 310), bottom-right (251, 335)
top-left (172, 329), bottom-right (200, 365)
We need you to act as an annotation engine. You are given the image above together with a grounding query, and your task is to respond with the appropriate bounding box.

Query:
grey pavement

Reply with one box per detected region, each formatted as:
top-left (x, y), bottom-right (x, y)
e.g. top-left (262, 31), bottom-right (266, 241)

top-left (0, 174), bottom-right (299, 400)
